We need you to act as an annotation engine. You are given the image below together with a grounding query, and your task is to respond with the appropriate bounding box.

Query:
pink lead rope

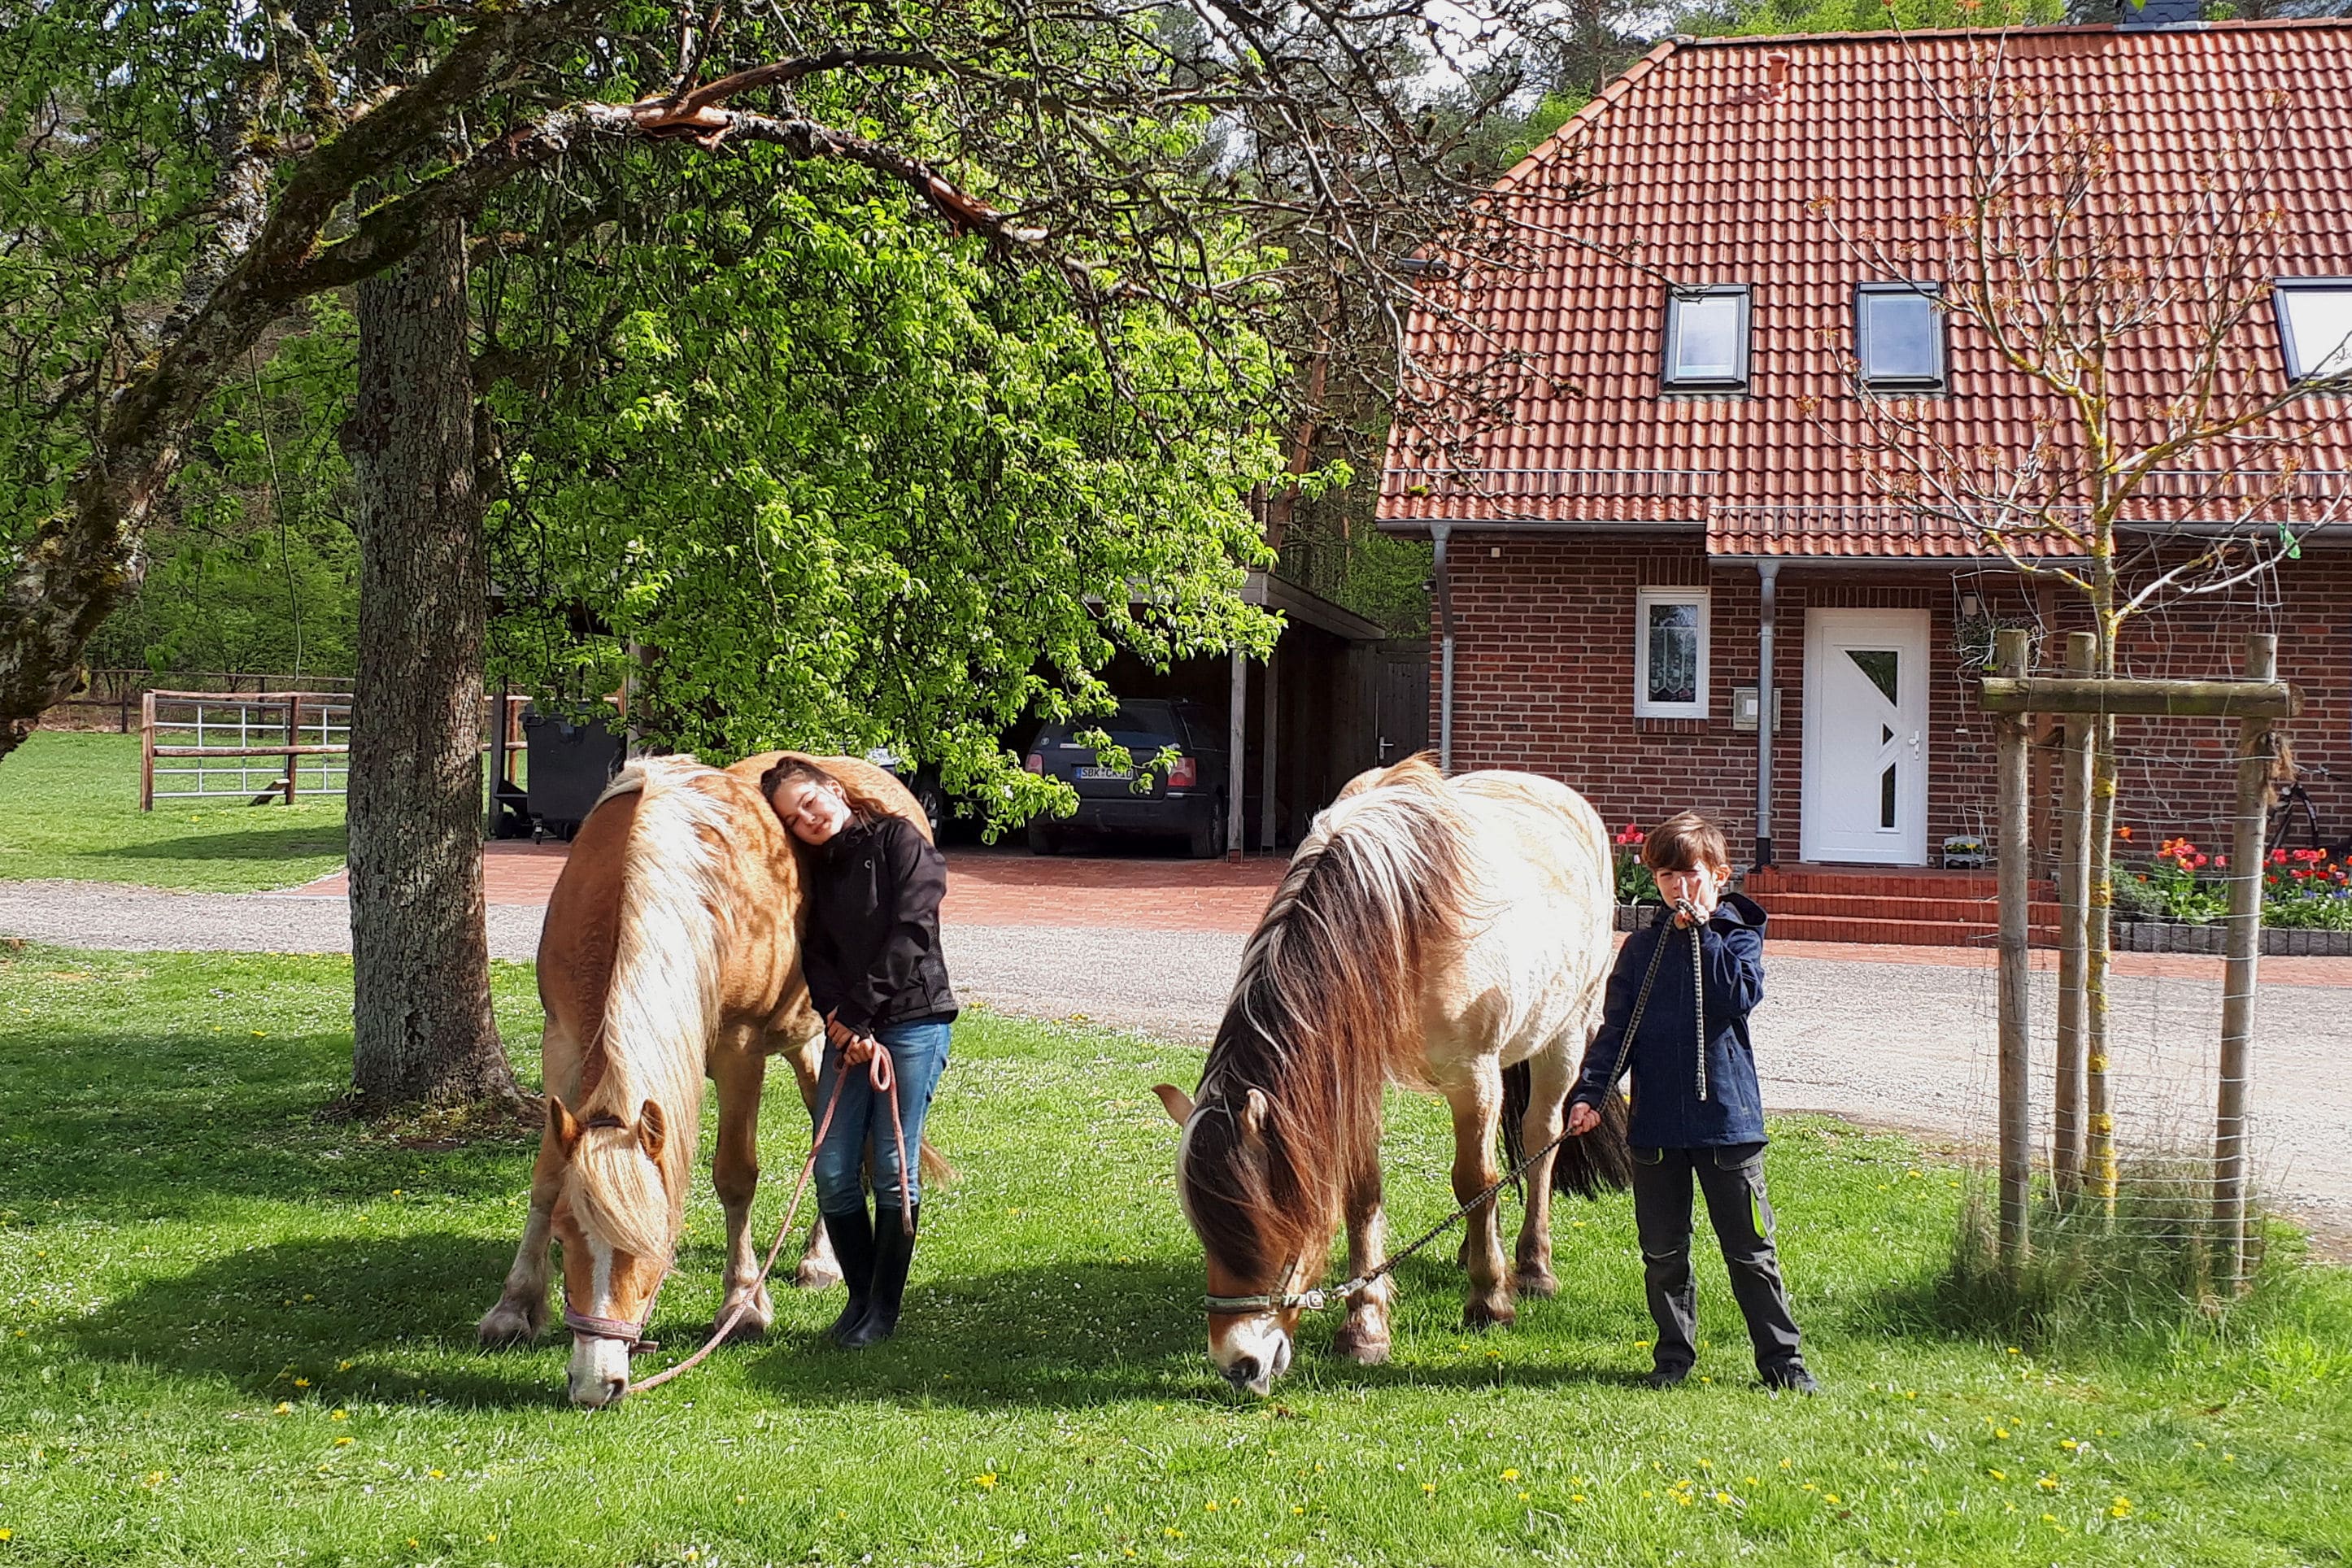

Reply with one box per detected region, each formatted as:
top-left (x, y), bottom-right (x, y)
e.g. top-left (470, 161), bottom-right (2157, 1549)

top-left (622, 1039), bottom-right (911, 1397)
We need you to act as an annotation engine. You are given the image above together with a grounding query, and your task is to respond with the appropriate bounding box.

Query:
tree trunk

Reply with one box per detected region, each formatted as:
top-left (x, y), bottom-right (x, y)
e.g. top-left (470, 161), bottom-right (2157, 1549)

top-left (344, 211), bottom-right (515, 1111)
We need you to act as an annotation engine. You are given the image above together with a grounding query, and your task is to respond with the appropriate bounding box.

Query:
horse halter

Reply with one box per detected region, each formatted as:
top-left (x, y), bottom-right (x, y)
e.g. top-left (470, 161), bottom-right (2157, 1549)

top-left (559, 1113), bottom-right (673, 1358)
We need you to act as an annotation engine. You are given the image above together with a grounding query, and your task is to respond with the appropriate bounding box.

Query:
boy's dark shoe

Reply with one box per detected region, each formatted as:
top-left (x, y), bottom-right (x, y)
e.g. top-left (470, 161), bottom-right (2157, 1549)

top-left (1762, 1365), bottom-right (1819, 1396)
top-left (1644, 1365), bottom-right (1692, 1390)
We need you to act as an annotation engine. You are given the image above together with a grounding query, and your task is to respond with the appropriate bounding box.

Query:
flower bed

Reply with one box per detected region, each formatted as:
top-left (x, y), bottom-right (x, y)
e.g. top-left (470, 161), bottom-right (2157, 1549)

top-left (2110, 834), bottom-right (2352, 956)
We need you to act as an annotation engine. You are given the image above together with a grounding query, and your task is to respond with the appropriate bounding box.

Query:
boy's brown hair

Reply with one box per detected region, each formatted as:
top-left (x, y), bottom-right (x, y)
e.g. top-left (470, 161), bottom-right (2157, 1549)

top-left (1641, 811), bottom-right (1732, 874)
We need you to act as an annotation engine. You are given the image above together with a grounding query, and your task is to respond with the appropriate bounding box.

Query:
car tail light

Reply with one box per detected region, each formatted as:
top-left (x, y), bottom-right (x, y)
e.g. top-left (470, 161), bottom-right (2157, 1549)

top-left (1024, 752), bottom-right (1043, 774)
top-left (1168, 755), bottom-right (1198, 787)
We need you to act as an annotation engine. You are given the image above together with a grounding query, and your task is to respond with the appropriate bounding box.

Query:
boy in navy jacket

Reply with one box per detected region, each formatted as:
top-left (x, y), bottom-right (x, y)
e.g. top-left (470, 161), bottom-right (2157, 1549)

top-left (1566, 812), bottom-right (1816, 1394)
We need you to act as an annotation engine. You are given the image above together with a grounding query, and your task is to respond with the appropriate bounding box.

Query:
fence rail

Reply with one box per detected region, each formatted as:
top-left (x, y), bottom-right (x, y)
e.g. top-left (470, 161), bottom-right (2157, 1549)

top-left (138, 691), bottom-right (525, 808)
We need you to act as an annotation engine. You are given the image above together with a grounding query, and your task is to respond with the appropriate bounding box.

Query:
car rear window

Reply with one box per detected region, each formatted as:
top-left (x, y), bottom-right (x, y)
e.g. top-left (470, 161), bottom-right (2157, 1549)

top-left (1042, 703), bottom-right (1184, 751)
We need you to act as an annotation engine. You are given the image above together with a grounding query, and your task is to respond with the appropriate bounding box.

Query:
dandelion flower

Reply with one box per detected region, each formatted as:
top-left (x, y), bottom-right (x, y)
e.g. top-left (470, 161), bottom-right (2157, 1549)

top-left (1421, 1483), bottom-right (1435, 1495)
top-left (1826, 1493), bottom-right (1841, 1505)
top-left (333, 1437), bottom-right (353, 1448)
top-left (1204, 1501), bottom-right (1217, 1511)
top-left (1502, 1469), bottom-right (1520, 1482)
top-left (1988, 1470), bottom-right (2006, 1481)
top-left (428, 1469), bottom-right (445, 1480)
top-left (973, 1473), bottom-right (997, 1490)
top-left (1291, 1505), bottom-right (1304, 1515)
top-left (330, 1409), bottom-right (347, 1422)
top-left (272, 1402), bottom-right (292, 1415)
top-left (293, 1378), bottom-right (311, 1388)
top-left (2110, 1496), bottom-right (2132, 1518)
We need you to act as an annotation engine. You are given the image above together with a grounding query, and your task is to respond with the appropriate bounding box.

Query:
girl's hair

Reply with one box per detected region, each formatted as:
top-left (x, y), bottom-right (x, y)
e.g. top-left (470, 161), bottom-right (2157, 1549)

top-left (756, 753), bottom-right (901, 828)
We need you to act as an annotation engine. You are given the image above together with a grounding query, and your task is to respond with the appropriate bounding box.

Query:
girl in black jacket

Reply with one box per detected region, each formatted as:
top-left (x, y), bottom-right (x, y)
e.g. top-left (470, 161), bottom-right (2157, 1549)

top-left (764, 757), bottom-right (958, 1348)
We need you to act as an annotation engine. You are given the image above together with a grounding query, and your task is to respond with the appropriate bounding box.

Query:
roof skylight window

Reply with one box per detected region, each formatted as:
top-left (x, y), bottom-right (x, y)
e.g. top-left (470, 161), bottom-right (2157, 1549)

top-left (2276, 279), bottom-right (2352, 386)
top-left (1662, 285), bottom-right (1750, 393)
top-left (1856, 282), bottom-right (1946, 390)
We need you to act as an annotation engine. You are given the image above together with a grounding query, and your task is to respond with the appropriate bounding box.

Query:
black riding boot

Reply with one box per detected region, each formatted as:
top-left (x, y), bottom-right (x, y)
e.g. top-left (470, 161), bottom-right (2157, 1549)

top-left (840, 1204), bottom-right (918, 1348)
top-left (821, 1204), bottom-right (878, 1344)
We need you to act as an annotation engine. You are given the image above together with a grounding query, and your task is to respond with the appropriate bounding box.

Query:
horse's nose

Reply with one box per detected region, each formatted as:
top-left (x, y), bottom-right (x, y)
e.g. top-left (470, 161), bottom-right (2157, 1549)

top-left (601, 1374), bottom-right (627, 1405)
top-left (1224, 1355), bottom-right (1270, 1396)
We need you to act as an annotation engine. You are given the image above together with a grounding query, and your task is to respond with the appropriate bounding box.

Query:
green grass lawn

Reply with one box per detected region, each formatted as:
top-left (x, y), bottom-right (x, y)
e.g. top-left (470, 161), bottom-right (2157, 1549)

top-left (0, 732), bottom-right (348, 892)
top-left (2, 945), bottom-right (2348, 1566)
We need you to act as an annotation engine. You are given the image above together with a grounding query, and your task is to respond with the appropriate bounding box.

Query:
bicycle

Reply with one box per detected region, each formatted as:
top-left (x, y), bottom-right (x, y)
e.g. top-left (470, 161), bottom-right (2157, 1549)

top-left (2266, 764), bottom-right (2342, 858)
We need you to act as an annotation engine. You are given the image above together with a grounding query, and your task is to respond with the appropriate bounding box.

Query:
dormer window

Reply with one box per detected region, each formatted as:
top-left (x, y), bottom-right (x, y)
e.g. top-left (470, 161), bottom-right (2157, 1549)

top-left (2276, 279), bottom-right (2352, 386)
top-left (1856, 282), bottom-right (1946, 390)
top-left (1662, 285), bottom-right (1751, 393)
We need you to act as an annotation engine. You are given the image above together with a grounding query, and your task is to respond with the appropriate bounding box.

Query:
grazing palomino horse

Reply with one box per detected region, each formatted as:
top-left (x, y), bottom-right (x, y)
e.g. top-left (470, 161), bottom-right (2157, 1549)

top-left (477, 750), bottom-right (943, 1405)
top-left (1153, 756), bottom-right (1631, 1395)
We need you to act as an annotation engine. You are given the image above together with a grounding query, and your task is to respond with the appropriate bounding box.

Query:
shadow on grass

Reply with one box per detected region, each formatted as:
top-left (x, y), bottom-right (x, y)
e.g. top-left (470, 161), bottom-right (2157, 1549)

top-left (63, 1233), bottom-right (563, 1408)
top-left (60, 1237), bottom-right (1646, 1416)
top-left (100, 824), bottom-right (349, 864)
top-left (0, 1026), bottom-right (534, 1218)
top-left (718, 1247), bottom-right (1648, 1411)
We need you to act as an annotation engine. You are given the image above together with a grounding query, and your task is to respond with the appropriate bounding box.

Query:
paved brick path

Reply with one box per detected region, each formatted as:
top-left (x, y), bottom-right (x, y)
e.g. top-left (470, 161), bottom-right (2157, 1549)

top-left (7, 847), bottom-right (2349, 1244)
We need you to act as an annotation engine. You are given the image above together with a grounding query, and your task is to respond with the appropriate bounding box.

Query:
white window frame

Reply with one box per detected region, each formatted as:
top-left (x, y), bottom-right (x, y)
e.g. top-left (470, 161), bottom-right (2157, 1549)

top-left (1634, 586), bottom-right (1711, 720)
top-left (2275, 277), bottom-right (2352, 387)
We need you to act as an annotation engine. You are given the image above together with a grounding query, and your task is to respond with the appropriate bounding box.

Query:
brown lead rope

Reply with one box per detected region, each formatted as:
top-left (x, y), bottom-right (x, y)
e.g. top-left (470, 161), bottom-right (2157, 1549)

top-left (1603, 903), bottom-right (1709, 1104)
top-left (620, 1043), bottom-right (911, 1398)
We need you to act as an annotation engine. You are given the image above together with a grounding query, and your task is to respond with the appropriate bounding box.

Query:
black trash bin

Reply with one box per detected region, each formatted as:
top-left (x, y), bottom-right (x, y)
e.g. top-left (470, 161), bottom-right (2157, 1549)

top-left (522, 710), bottom-right (625, 840)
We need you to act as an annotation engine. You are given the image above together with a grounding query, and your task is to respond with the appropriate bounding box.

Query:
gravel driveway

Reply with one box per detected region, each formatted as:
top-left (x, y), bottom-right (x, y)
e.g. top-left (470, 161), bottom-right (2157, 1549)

top-left (5, 878), bottom-right (2348, 1243)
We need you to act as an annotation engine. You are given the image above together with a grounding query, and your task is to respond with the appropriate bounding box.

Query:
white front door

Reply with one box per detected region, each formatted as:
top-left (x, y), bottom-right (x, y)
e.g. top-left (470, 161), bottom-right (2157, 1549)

top-left (1801, 608), bottom-right (1930, 865)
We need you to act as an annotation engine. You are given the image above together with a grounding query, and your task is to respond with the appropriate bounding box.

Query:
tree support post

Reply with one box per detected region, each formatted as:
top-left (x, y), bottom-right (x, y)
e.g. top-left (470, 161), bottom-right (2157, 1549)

top-left (2054, 631), bottom-right (2095, 1204)
top-left (2214, 633), bottom-right (2276, 1294)
top-left (1993, 628), bottom-right (2032, 1273)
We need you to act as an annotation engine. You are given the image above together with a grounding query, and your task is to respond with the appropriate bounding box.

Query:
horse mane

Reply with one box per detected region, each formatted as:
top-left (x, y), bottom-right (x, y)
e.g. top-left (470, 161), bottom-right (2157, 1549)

top-left (564, 755), bottom-right (748, 1261)
top-left (1183, 774), bottom-right (1487, 1287)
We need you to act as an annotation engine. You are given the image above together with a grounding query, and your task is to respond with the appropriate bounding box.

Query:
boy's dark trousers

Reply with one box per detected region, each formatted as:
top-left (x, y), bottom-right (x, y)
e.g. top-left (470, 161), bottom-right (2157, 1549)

top-left (1631, 1143), bottom-right (1805, 1379)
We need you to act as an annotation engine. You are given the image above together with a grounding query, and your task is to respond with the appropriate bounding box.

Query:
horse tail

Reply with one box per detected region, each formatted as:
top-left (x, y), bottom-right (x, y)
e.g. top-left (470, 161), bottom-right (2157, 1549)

top-left (1553, 1088), bottom-right (1633, 1198)
top-left (1500, 1059), bottom-right (1633, 1200)
top-left (918, 1139), bottom-right (957, 1192)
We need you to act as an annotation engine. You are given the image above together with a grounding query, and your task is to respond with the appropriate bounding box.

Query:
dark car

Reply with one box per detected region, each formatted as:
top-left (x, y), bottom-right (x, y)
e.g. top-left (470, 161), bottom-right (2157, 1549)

top-left (1024, 699), bottom-right (1230, 858)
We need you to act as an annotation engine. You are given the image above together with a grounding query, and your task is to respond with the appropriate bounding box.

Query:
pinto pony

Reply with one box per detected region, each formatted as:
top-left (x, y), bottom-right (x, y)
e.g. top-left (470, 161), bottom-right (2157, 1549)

top-left (477, 751), bottom-right (943, 1405)
top-left (1153, 756), bottom-right (1631, 1394)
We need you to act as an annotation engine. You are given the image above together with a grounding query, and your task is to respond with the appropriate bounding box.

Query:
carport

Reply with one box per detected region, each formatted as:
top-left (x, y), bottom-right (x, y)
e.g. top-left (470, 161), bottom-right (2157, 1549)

top-left (1101, 570), bottom-right (1424, 854)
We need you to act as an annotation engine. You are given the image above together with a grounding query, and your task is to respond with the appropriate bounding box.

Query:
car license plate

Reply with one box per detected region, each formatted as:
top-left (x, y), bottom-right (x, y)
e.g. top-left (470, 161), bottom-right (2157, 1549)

top-left (1075, 766), bottom-right (1133, 781)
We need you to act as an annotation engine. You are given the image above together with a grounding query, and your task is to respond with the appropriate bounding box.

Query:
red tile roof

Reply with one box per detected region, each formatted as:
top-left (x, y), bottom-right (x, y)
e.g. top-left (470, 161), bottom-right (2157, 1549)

top-left (1379, 21), bottom-right (2352, 557)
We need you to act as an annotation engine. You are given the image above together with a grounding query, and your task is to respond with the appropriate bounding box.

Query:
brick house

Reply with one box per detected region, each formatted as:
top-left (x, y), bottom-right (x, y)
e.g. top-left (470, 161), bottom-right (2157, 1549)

top-left (1378, 15), bottom-right (2352, 926)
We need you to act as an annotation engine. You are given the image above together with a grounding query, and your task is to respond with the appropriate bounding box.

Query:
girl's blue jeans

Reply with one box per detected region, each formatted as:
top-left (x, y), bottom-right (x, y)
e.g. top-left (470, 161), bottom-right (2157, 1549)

top-left (811, 1017), bottom-right (952, 1213)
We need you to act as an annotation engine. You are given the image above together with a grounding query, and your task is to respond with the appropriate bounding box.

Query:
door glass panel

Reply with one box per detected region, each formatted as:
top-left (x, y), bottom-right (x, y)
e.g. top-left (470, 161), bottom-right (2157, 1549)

top-left (1646, 603), bottom-right (1700, 704)
top-left (1882, 723), bottom-right (1894, 745)
top-left (1848, 648), bottom-right (1900, 705)
top-left (1880, 764), bottom-right (1898, 829)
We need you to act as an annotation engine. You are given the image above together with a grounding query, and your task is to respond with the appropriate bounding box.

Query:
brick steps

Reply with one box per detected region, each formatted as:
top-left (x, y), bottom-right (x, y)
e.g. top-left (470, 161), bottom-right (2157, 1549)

top-left (1762, 891), bottom-right (2061, 926)
top-left (1740, 864), bottom-right (2060, 948)
top-left (1767, 913), bottom-right (2058, 947)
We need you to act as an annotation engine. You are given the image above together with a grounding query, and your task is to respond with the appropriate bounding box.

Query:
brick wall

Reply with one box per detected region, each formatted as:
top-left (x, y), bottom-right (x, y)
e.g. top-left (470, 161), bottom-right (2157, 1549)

top-left (1430, 538), bottom-right (2352, 863)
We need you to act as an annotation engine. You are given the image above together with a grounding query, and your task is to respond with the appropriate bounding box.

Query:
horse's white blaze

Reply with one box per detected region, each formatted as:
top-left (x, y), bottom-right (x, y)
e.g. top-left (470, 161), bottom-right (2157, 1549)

top-left (567, 1241), bottom-right (629, 1407)
top-left (1214, 1313), bottom-right (1291, 1392)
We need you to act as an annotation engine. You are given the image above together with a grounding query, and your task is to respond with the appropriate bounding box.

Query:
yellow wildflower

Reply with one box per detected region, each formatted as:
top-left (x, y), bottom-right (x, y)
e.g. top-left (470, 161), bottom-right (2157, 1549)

top-left (333, 1437), bottom-right (353, 1448)
top-left (1501, 1469), bottom-right (1520, 1482)
top-left (972, 1473), bottom-right (997, 1490)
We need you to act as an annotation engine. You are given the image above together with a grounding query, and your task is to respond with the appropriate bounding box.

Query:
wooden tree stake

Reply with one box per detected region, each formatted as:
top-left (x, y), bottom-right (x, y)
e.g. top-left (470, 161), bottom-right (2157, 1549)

top-left (2214, 634), bottom-right (2276, 1294)
top-left (1994, 628), bottom-right (2032, 1272)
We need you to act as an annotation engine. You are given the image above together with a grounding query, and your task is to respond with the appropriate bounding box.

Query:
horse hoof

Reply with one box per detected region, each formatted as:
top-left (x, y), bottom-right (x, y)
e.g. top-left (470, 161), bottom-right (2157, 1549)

top-left (1461, 1299), bottom-right (1517, 1331)
top-left (793, 1259), bottom-right (843, 1291)
top-left (1513, 1269), bottom-right (1560, 1299)
top-left (712, 1291), bottom-right (775, 1342)
top-left (1332, 1326), bottom-right (1392, 1366)
top-left (477, 1300), bottom-right (542, 1348)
